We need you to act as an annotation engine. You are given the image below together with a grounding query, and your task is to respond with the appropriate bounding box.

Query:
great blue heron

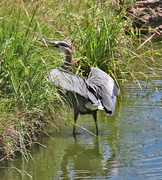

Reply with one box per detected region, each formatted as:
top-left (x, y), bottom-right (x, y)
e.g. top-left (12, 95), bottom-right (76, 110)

top-left (38, 40), bottom-right (119, 135)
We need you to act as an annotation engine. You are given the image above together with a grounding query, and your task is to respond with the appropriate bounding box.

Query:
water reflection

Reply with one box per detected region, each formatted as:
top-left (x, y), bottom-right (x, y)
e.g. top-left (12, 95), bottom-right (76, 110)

top-left (60, 138), bottom-right (118, 179)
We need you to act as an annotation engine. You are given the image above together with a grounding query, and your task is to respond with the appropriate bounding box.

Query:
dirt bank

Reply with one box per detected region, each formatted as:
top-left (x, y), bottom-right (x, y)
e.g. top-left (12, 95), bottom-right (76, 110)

top-left (127, 0), bottom-right (162, 36)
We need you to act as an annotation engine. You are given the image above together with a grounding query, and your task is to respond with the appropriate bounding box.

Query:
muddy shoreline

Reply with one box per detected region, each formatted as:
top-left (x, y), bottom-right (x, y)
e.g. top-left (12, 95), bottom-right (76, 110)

top-left (127, 0), bottom-right (162, 36)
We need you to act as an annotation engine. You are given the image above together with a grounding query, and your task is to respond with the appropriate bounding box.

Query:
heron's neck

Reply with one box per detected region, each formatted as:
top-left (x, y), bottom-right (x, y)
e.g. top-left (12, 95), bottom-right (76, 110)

top-left (64, 49), bottom-right (72, 66)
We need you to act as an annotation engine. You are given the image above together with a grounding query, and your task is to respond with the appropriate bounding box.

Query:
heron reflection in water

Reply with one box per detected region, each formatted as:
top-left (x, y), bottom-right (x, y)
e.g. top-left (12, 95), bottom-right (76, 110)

top-left (37, 40), bottom-right (119, 136)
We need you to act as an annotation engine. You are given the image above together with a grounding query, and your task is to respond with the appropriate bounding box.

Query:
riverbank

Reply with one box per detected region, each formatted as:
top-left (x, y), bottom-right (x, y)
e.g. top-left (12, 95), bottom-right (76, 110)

top-left (0, 0), bottom-right (161, 163)
top-left (126, 0), bottom-right (162, 37)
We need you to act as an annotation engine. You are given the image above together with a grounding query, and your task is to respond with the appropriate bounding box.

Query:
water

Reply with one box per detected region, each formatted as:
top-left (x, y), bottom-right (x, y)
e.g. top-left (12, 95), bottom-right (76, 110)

top-left (0, 56), bottom-right (162, 180)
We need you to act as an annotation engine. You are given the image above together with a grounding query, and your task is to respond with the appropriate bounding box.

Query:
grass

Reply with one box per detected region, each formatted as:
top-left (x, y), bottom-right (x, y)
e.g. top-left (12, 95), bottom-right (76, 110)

top-left (0, 0), bottom-right (161, 164)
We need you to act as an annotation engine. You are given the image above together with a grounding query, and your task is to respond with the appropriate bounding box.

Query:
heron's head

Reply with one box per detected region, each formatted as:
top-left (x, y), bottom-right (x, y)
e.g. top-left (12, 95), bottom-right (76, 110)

top-left (37, 40), bottom-right (72, 54)
top-left (37, 39), bottom-right (72, 67)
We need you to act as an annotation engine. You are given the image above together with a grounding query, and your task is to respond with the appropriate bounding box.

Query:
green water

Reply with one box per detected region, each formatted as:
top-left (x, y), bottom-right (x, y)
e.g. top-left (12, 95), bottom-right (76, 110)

top-left (0, 50), bottom-right (162, 180)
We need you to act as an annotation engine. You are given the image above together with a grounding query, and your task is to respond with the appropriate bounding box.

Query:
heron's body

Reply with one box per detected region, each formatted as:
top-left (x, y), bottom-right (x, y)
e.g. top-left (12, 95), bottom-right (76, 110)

top-left (49, 67), bottom-right (119, 135)
top-left (38, 40), bottom-right (119, 135)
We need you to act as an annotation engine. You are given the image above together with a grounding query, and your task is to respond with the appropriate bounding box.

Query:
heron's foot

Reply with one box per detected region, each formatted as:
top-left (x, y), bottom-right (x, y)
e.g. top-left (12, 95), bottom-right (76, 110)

top-left (74, 132), bottom-right (81, 135)
top-left (73, 132), bottom-right (81, 135)
top-left (72, 131), bottom-right (81, 139)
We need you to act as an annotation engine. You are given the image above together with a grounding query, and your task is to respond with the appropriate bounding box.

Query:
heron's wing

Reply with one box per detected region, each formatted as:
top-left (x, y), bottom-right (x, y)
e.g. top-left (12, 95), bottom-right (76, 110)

top-left (49, 69), bottom-right (102, 107)
top-left (49, 69), bottom-right (88, 96)
top-left (113, 83), bottom-right (120, 96)
top-left (86, 67), bottom-right (119, 115)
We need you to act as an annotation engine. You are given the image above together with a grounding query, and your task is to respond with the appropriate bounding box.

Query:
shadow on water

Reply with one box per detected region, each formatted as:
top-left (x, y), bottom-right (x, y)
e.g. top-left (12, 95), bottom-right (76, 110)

top-left (0, 46), bottom-right (162, 180)
top-left (59, 139), bottom-right (119, 179)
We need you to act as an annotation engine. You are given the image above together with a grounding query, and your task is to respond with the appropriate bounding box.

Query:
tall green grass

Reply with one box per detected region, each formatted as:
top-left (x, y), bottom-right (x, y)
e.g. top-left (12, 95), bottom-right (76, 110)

top-left (0, 0), bottom-right (160, 162)
top-left (60, 1), bottom-right (158, 84)
top-left (0, 1), bottom-right (63, 161)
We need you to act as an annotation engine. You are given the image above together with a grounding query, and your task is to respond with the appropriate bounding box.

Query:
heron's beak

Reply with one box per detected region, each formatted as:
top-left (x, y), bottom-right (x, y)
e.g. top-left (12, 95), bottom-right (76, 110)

top-left (36, 40), bottom-right (59, 48)
top-left (35, 44), bottom-right (49, 47)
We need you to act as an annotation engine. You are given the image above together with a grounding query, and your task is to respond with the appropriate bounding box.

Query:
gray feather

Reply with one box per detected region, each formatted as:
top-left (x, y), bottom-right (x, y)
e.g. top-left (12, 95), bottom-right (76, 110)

top-left (86, 67), bottom-right (119, 115)
top-left (49, 69), bottom-right (101, 107)
top-left (49, 67), bottom-right (119, 115)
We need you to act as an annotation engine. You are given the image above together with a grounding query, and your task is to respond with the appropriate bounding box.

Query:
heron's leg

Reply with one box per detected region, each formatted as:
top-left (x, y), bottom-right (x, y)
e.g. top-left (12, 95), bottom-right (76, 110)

top-left (73, 109), bottom-right (79, 135)
top-left (92, 111), bottom-right (98, 135)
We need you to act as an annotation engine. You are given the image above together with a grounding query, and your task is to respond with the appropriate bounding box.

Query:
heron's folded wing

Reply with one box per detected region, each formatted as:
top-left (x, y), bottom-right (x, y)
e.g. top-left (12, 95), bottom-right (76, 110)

top-left (87, 67), bottom-right (119, 115)
top-left (49, 69), bottom-right (102, 107)
top-left (49, 69), bottom-right (87, 96)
